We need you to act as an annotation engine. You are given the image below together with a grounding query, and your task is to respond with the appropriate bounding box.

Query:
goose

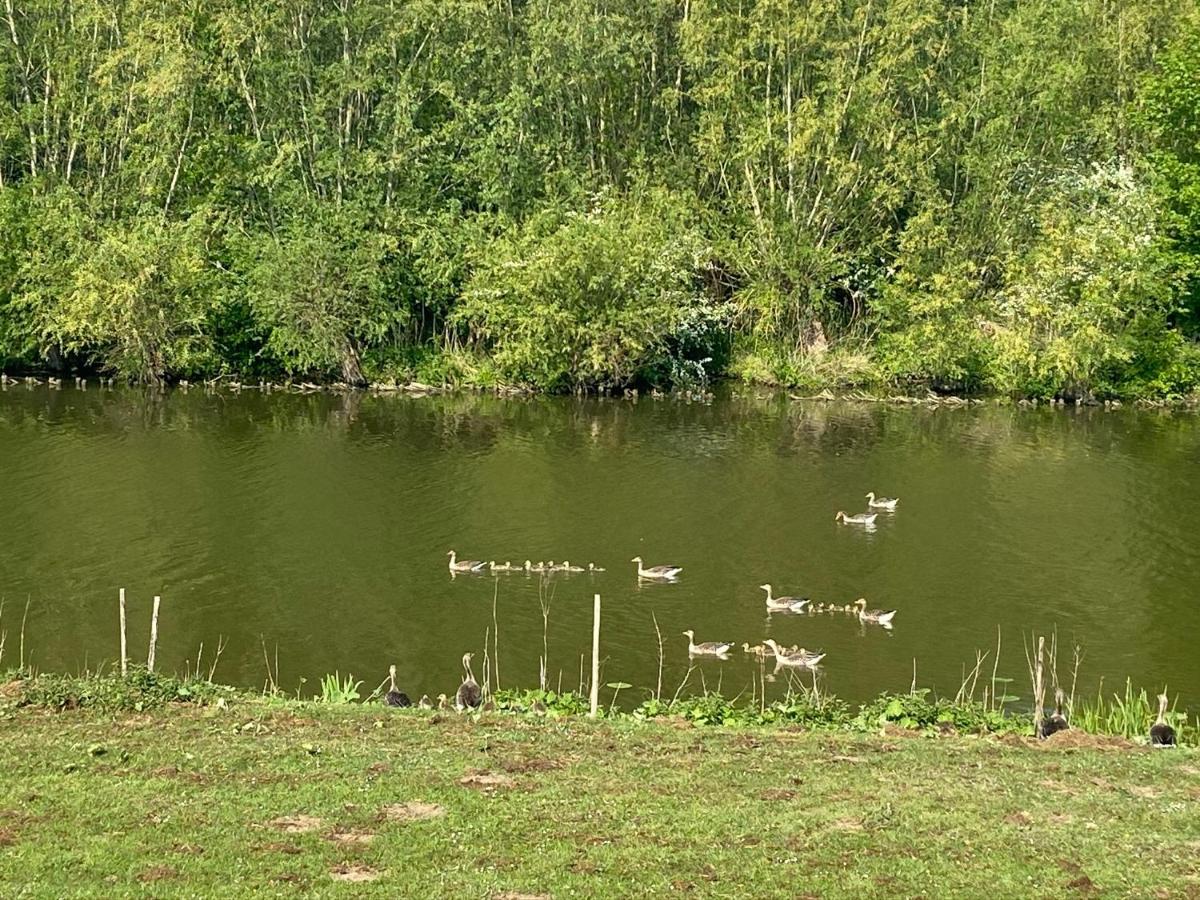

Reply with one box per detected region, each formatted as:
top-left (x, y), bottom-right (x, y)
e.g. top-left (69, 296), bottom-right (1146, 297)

top-left (564, 562), bottom-right (585, 572)
top-left (853, 598), bottom-right (896, 625)
top-left (448, 550), bottom-right (487, 573)
top-left (588, 563), bottom-right (606, 572)
top-left (1039, 688), bottom-right (1069, 739)
top-left (763, 640), bottom-right (825, 668)
top-left (384, 665), bottom-right (411, 707)
top-left (682, 630), bottom-right (731, 657)
top-left (632, 556), bottom-right (683, 580)
top-left (742, 642), bottom-right (769, 657)
top-left (865, 491), bottom-right (899, 511)
top-left (417, 694), bottom-right (433, 710)
top-left (455, 653), bottom-right (482, 711)
top-left (480, 698), bottom-right (496, 713)
top-left (530, 698), bottom-right (548, 716)
top-left (759, 584), bottom-right (810, 612)
top-left (436, 693), bottom-right (450, 711)
top-left (1150, 693), bottom-right (1176, 747)
top-left (835, 511), bottom-right (878, 526)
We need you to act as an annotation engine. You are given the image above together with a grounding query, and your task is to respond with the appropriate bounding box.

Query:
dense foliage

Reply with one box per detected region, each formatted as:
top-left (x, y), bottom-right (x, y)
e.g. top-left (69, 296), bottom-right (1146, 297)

top-left (2, 0), bottom-right (1199, 396)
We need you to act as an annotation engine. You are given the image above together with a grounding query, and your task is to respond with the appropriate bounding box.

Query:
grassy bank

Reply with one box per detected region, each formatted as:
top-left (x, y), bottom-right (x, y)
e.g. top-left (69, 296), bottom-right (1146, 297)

top-left (1, 679), bottom-right (1198, 897)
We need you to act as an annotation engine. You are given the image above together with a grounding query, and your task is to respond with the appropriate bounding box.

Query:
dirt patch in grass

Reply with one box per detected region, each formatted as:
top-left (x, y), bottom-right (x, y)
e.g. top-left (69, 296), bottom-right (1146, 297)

top-left (499, 756), bottom-right (561, 774)
top-left (0, 827), bottom-right (17, 847)
top-left (491, 893), bottom-right (551, 900)
top-left (1042, 730), bottom-right (1136, 751)
top-left (255, 841), bottom-right (302, 855)
top-left (460, 770), bottom-right (516, 791)
top-left (380, 801), bottom-right (446, 822)
top-left (758, 788), bottom-right (796, 801)
top-left (0, 681), bottom-right (24, 700)
top-left (366, 762), bottom-right (390, 776)
top-left (138, 865), bottom-right (179, 883)
top-left (171, 842), bottom-right (205, 855)
top-left (326, 830), bottom-right (375, 845)
top-left (269, 814), bottom-right (323, 834)
top-left (830, 817), bottom-right (865, 832)
top-left (330, 865), bottom-right (381, 883)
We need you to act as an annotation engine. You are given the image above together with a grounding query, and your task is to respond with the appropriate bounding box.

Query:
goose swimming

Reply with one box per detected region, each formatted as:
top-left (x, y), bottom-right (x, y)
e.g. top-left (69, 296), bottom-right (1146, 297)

top-left (448, 550), bottom-right (487, 573)
top-left (759, 584), bottom-right (809, 612)
top-left (853, 598), bottom-right (896, 625)
top-left (865, 491), bottom-right (899, 510)
top-left (632, 557), bottom-right (683, 580)
top-left (835, 511), bottom-right (878, 526)
top-left (762, 639), bottom-right (825, 668)
top-left (682, 630), bottom-right (731, 656)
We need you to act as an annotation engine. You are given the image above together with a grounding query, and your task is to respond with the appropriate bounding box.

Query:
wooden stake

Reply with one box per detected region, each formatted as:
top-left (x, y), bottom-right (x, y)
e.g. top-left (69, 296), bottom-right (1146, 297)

top-left (1033, 636), bottom-right (1045, 736)
top-left (589, 594), bottom-right (601, 718)
top-left (119, 588), bottom-right (128, 676)
top-left (147, 595), bottom-right (161, 673)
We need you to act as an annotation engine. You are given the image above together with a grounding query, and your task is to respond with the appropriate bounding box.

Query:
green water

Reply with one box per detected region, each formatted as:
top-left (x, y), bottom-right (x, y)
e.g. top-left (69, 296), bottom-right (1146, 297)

top-left (1, 384), bottom-right (1197, 709)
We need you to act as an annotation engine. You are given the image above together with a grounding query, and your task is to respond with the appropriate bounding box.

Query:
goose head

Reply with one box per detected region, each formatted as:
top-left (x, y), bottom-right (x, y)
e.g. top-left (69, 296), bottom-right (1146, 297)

top-left (631, 556), bottom-right (643, 563)
top-left (759, 583), bottom-right (772, 592)
top-left (681, 629), bottom-right (694, 639)
top-left (865, 492), bottom-right (875, 502)
top-left (853, 598), bottom-right (867, 609)
top-left (834, 511), bottom-right (846, 522)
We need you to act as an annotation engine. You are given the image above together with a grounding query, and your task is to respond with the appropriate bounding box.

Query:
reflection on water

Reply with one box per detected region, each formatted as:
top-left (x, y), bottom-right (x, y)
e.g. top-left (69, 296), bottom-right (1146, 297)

top-left (2, 384), bottom-right (1199, 708)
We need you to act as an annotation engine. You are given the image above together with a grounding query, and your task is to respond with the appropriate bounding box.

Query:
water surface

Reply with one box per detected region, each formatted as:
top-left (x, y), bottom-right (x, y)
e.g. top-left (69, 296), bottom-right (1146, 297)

top-left (2, 385), bottom-right (1197, 709)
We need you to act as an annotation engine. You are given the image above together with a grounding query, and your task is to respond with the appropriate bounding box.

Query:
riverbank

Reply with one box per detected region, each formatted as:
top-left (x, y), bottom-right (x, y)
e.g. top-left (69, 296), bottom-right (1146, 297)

top-left (8, 368), bottom-right (1200, 410)
top-left (1, 677), bottom-right (1197, 897)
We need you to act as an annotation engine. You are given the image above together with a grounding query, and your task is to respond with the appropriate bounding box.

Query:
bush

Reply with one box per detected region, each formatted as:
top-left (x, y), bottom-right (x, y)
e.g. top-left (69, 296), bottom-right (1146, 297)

top-left (453, 195), bottom-right (730, 391)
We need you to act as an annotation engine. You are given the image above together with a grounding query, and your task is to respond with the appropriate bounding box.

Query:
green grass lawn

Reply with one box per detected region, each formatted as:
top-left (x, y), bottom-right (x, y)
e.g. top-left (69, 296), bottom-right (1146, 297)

top-left (1, 701), bottom-right (1198, 898)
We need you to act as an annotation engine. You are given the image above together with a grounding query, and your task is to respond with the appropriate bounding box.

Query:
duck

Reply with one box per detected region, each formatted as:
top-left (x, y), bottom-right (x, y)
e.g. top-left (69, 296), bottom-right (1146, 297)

top-left (633, 557), bottom-right (683, 580)
top-left (448, 550), bottom-right (487, 573)
top-left (682, 630), bottom-right (731, 657)
top-left (1150, 693), bottom-right (1177, 747)
top-left (455, 653), bottom-right (482, 711)
top-left (1039, 688), bottom-right (1069, 739)
top-left (865, 491), bottom-right (900, 511)
top-left (417, 694), bottom-right (433, 710)
top-left (835, 511), bottom-right (878, 526)
top-left (853, 598), bottom-right (896, 625)
top-left (763, 640), bottom-right (825, 668)
top-left (759, 584), bottom-right (810, 612)
top-left (384, 665), bottom-right (411, 707)
top-left (588, 563), bottom-right (606, 572)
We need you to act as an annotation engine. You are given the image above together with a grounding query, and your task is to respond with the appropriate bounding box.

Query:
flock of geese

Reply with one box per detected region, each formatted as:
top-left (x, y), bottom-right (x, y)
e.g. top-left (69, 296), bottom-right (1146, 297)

top-left (437, 488), bottom-right (1181, 746)
top-left (447, 551), bottom-right (605, 574)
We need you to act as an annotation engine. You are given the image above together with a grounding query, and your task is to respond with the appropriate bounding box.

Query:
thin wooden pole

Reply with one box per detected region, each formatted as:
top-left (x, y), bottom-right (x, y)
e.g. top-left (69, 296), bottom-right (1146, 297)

top-left (589, 594), bottom-right (601, 718)
top-left (1033, 636), bottom-right (1045, 736)
top-left (119, 588), bottom-right (127, 676)
top-left (147, 595), bottom-right (161, 673)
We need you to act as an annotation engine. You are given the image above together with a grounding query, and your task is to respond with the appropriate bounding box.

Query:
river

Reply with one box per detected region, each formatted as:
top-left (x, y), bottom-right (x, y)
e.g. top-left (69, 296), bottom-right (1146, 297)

top-left (2, 384), bottom-right (1196, 709)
